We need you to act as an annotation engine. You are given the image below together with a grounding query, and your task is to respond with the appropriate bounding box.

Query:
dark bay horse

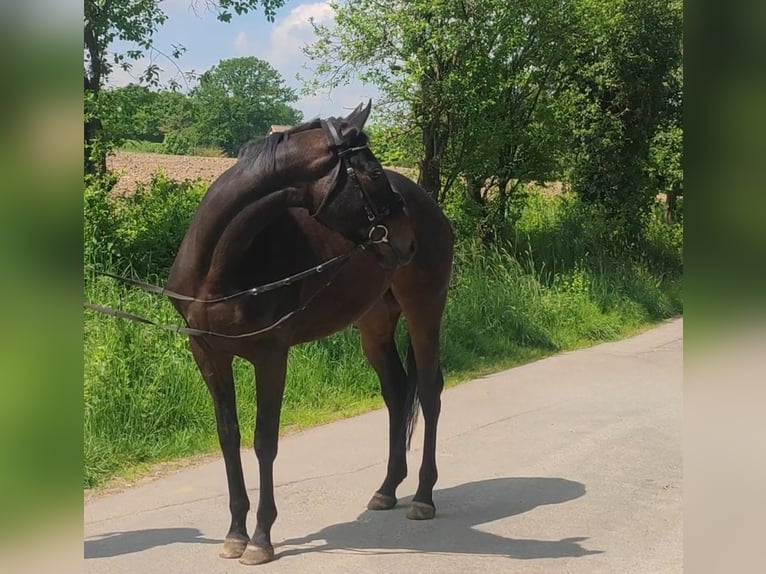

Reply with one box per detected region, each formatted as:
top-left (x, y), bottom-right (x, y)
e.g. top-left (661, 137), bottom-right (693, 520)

top-left (166, 102), bottom-right (454, 565)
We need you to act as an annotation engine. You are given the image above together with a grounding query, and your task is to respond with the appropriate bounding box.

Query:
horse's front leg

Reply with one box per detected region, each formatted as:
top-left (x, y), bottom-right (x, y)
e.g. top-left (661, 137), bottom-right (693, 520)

top-left (239, 345), bottom-right (288, 566)
top-left (189, 340), bottom-right (250, 559)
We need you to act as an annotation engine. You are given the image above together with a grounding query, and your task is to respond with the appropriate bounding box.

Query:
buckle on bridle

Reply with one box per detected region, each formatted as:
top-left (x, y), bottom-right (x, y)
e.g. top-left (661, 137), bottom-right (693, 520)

top-left (368, 224), bottom-right (389, 244)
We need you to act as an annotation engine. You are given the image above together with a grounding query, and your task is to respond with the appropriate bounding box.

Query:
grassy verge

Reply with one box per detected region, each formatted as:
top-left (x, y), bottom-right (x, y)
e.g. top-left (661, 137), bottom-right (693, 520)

top-left (84, 180), bottom-right (682, 489)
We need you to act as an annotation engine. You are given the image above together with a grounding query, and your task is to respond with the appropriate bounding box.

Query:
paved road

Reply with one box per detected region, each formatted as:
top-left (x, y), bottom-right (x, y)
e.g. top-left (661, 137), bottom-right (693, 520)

top-left (85, 319), bottom-right (682, 573)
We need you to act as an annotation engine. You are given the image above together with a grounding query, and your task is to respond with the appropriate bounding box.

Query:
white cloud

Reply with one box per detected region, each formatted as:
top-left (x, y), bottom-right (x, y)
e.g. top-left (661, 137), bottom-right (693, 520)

top-left (233, 2), bottom-right (380, 119)
top-left (233, 31), bottom-right (251, 56)
top-left (265, 2), bottom-right (334, 67)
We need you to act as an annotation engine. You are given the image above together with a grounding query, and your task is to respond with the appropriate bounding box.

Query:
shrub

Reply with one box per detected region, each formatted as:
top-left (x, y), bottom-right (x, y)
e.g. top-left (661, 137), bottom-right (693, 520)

top-left (642, 203), bottom-right (683, 275)
top-left (85, 172), bottom-right (207, 277)
top-left (119, 140), bottom-right (165, 154)
top-left (162, 129), bottom-right (197, 156)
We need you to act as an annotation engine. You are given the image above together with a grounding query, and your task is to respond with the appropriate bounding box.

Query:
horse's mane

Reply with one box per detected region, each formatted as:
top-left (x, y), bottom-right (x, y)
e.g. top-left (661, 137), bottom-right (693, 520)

top-left (236, 118), bottom-right (326, 176)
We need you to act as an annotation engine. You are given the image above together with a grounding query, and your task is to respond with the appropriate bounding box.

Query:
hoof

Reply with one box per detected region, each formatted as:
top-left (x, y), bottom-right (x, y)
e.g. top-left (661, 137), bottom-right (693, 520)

top-left (367, 492), bottom-right (397, 510)
top-left (239, 544), bottom-right (275, 566)
top-left (407, 501), bottom-right (436, 520)
top-left (219, 537), bottom-right (248, 559)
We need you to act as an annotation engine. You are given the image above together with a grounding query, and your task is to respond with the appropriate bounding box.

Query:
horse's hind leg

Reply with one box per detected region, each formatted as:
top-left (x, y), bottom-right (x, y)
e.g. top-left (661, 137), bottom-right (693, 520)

top-left (357, 292), bottom-right (412, 511)
top-left (189, 339), bottom-right (250, 559)
top-left (395, 289), bottom-right (448, 521)
top-left (239, 344), bottom-right (288, 566)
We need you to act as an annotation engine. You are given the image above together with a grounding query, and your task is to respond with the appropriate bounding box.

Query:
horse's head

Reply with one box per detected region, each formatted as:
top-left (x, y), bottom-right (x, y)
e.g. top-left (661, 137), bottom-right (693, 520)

top-left (285, 102), bottom-right (416, 269)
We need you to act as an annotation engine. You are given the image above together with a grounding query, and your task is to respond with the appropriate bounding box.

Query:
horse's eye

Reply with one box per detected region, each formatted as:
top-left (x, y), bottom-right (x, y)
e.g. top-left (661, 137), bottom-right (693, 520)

top-left (371, 169), bottom-right (383, 179)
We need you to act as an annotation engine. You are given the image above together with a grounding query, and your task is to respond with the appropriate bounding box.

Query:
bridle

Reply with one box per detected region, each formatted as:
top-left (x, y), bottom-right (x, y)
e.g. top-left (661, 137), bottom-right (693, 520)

top-left (84, 119), bottom-right (408, 338)
top-left (314, 118), bottom-right (405, 245)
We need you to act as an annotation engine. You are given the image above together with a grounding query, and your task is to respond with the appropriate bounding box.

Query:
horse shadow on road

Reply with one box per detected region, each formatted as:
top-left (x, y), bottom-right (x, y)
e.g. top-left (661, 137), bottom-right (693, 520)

top-left (84, 527), bottom-right (220, 559)
top-left (277, 476), bottom-right (602, 561)
top-left (83, 477), bottom-right (600, 562)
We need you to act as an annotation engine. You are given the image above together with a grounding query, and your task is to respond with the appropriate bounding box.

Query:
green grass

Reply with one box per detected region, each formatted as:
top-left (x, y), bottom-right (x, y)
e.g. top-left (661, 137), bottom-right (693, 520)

top-left (83, 182), bottom-right (683, 489)
top-left (84, 251), bottom-right (681, 488)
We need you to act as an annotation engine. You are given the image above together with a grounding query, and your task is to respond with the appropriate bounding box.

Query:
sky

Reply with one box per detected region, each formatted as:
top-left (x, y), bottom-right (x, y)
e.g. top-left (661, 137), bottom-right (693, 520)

top-left (107, 0), bottom-right (381, 121)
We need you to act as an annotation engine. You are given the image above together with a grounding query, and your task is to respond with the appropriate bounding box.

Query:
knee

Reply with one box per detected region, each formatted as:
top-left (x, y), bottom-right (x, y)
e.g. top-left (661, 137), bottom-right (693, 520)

top-left (254, 436), bottom-right (278, 461)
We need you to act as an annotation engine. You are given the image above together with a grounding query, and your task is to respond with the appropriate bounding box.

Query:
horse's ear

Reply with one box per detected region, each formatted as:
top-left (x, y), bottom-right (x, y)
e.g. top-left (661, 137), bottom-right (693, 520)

top-left (346, 100), bottom-right (372, 132)
top-left (345, 102), bottom-right (363, 121)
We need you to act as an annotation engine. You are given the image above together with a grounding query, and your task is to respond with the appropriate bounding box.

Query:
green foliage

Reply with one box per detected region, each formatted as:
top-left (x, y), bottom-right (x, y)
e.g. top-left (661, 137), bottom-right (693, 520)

top-left (191, 57), bottom-right (303, 155)
top-left (642, 204), bottom-right (684, 275)
top-left (102, 56), bottom-right (302, 158)
top-left (86, 173), bottom-right (207, 277)
top-left (555, 0), bottom-right (683, 237)
top-left (649, 124), bottom-right (683, 198)
top-left (120, 139), bottom-right (165, 153)
top-left (101, 84), bottom-right (164, 143)
top-left (365, 123), bottom-right (419, 168)
top-left (84, 276), bottom-right (215, 486)
top-left (307, 0), bottom-right (575, 202)
top-left (162, 129), bottom-right (197, 156)
top-left (84, 173), bottom-right (119, 264)
top-left (508, 191), bottom-right (683, 277)
top-left (153, 89), bottom-right (196, 133)
top-left (306, 0), bottom-right (683, 246)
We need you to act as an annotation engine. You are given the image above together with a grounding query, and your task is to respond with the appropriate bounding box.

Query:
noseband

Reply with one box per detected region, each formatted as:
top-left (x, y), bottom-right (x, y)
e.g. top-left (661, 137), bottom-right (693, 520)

top-left (316, 119), bottom-right (404, 244)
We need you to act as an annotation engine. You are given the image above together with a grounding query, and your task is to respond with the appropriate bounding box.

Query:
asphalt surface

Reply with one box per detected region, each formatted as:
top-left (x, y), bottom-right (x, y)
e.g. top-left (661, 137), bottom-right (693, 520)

top-left (85, 318), bottom-right (682, 573)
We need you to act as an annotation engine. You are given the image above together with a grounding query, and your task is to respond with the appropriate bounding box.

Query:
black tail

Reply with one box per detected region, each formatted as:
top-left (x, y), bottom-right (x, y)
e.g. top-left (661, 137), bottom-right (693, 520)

top-left (404, 338), bottom-right (420, 450)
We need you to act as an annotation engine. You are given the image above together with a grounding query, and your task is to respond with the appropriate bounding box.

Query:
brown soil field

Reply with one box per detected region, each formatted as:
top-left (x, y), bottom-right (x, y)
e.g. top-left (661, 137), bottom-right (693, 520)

top-left (105, 151), bottom-right (668, 220)
top-left (108, 152), bottom-right (623, 204)
top-left (107, 151), bottom-right (237, 195)
top-left (107, 151), bottom-right (419, 196)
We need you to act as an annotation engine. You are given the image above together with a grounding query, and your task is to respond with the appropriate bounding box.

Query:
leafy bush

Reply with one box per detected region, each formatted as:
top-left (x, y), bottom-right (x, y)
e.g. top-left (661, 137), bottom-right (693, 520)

top-left (642, 203), bottom-right (684, 275)
top-left (162, 129), bottom-right (197, 156)
top-left (85, 172), bottom-right (207, 277)
top-left (119, 139), bottom-right (166, 153)
top-left (84, 172), bottom-right (119, 264)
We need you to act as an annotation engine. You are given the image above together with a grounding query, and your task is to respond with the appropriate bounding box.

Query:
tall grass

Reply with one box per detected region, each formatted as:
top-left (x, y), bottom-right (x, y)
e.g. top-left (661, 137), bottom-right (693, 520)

top-left (83, 178), bottom-right (682, 488)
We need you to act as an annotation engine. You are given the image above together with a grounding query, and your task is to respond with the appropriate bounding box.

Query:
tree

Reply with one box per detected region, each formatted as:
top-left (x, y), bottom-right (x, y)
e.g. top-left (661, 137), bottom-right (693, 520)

top-left (365, 122), bottom-right (420, 169)
top-left (306, 0), bottom-right (575, 208)
top-left (84, 0), bottom-right (286, 176)
top-left (555, 0), bottom-right (683, 237)
top-left (101, 84), bottom-right (163, 143)
top-left (152, 89), bottom-right (196, 136)
top-left (649, 53), bottom-right (683, 222)
top-left (191, 57), bottom-right (303, 156)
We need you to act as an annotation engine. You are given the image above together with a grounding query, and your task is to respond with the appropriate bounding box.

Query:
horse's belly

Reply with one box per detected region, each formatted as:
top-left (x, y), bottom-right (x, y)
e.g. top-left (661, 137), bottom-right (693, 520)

top-left (287, 255), bottom-right (393, 344)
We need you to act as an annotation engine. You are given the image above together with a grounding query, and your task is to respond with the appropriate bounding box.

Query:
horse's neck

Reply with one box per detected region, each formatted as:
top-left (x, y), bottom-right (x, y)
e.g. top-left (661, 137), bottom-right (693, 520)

top-left (168, 167), bottom-right (310, 293)
top-left (207, 188), bottom-right (307, 278)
